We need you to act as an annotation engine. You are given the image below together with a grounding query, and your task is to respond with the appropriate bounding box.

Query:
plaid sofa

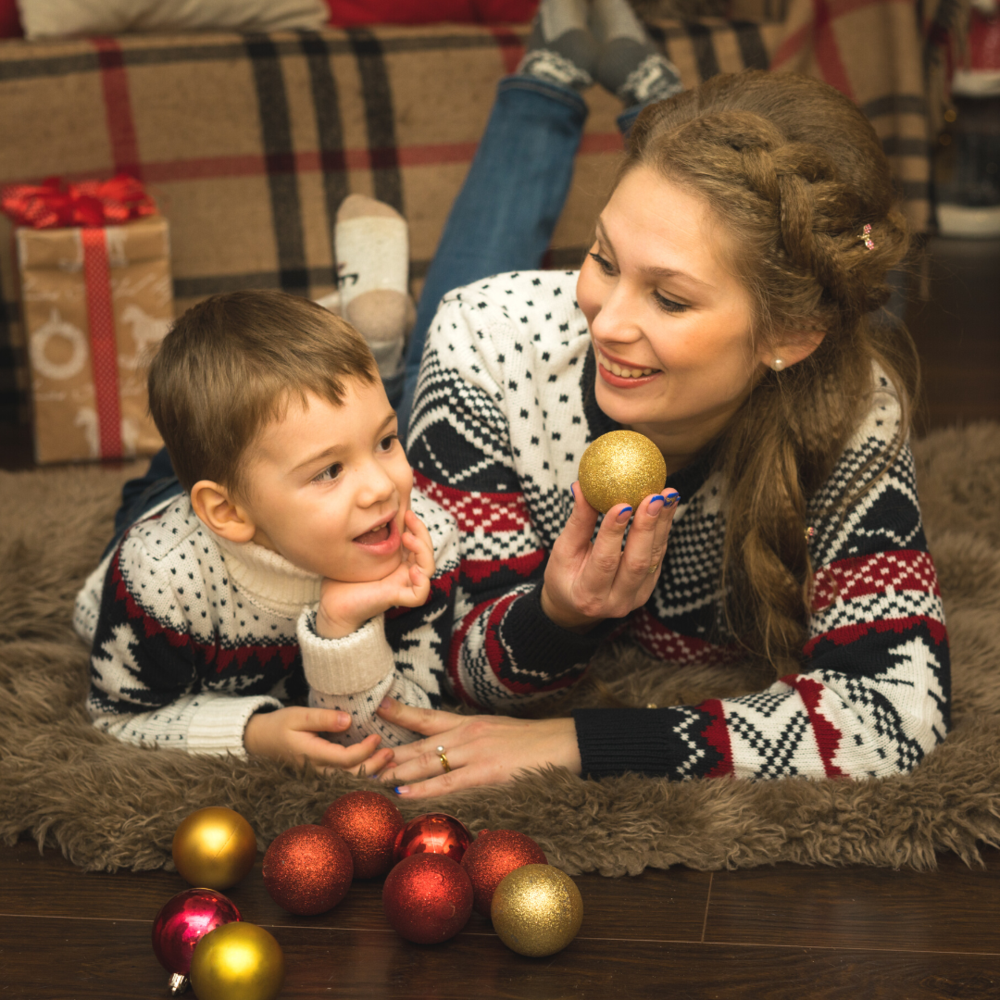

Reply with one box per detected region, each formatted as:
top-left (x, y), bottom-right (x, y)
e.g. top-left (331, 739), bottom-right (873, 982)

top-left (0, 8), bottom-right (942, 425)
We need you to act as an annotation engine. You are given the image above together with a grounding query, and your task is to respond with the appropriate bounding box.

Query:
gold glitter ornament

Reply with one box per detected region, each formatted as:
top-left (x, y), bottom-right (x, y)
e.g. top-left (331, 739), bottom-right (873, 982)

top-left (490, 864), bottom-right (583, 957)
top-left (577, 430), bottom-right (666, 514)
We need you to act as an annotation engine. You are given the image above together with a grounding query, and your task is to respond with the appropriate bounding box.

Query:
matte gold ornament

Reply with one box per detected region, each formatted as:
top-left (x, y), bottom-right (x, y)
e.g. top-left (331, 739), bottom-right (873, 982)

top-left (171, 807), bottom-right (257, 891)
top-left (189, 922), bottom-right (284, 1000)
top-left (577, 430), bottom-right (666, 514)
top-left (490, 864), bottom-right (583, 957)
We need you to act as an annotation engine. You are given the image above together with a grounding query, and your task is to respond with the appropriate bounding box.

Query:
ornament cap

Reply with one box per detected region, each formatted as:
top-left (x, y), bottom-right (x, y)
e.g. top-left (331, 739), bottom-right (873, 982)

top-left (168, 972), bottom-right (189, 994)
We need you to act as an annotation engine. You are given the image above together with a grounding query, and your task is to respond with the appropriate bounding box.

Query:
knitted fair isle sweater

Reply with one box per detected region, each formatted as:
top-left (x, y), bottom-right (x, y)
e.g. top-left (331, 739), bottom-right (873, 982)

top-left (406, 269), bottom-right (950, 781)
top-left (73, 488), bottom-right (460, 756)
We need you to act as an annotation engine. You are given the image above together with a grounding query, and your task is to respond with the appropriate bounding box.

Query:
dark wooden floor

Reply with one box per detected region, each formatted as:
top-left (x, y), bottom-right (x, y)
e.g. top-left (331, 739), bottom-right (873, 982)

top-left (2, 838), bottom-right (999, 999)
top-left (1, 237), bottom-right (998, 999)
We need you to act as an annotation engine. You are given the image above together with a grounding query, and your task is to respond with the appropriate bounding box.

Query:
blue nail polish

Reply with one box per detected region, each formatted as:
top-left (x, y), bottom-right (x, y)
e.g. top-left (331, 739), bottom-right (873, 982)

top-left (615, 506), bottom-right (633, 523)
top-left (664, 489), bottom-right (681, 508)
top-left (647, 495), bottom-right (666, 514)
top-left (394, 786), bottom-right (403, 795)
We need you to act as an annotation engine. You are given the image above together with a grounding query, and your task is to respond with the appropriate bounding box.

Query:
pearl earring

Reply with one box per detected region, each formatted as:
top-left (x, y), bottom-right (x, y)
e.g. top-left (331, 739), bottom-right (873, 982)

top-left (771, 358), bottom-right (786, 372)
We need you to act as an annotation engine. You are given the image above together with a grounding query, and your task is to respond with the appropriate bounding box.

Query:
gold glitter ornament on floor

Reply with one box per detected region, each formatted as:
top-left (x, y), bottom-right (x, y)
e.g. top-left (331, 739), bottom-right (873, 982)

top-left (577, 430), bottom-right (666, 514)
top-left (490, 864), bottom-right (583, 957)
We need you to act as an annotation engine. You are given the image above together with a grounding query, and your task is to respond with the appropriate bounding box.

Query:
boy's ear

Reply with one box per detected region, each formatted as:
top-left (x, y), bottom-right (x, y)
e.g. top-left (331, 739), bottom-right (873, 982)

top-left (760, 328), bottom-right (826, 371)
top-left (190, 480), bottom-right (256, 543)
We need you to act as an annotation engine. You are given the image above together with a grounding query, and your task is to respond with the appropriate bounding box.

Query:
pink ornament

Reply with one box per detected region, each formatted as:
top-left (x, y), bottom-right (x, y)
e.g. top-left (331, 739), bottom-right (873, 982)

top-left (151, 887), bottom-right (241, 994)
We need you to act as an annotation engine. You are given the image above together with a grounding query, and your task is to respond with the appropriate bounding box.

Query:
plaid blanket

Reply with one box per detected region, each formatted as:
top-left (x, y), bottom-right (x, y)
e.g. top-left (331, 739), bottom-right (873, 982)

top-left (0, 13), bottom-right (936, 424)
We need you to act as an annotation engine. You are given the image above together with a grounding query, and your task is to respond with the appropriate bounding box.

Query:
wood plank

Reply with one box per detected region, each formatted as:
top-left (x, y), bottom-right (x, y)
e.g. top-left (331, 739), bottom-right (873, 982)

top-left (0, 839), bottom-right (711, 942)
top-left (706, 847), bottom-right (1000, 954)
top-left (3, 914), bottom-right (999, 999)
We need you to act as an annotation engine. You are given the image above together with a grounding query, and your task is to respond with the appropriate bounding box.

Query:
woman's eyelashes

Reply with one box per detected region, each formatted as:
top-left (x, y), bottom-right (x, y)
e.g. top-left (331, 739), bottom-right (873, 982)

top-left (377, 433), bottom-right (399, 453)
top-left (589, 251), bottom-right (689, 315)
top-left (589, 250), bottom-right (614, 275)
top-left (652, 292), bottom-right (689, 315)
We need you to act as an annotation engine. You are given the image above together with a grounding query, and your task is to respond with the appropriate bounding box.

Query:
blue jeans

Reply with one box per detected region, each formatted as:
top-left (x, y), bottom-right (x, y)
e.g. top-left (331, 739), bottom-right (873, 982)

top-left (103, 446), bottom-right (184, 558)
top-left (112, 76), bottom-right (640, 544)
top-left (396, 75), bottom-right (641, 436)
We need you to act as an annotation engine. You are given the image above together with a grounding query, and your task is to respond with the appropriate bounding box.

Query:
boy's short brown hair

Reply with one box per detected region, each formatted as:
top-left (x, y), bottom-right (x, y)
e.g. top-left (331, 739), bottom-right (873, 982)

top-left (148, 290), bottom-right (379, 499)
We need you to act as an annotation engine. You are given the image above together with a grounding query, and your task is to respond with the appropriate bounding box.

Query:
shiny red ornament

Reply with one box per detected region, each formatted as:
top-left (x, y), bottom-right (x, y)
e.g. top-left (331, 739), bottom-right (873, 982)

top-left (460, 828), bottom-right (549, 917)
top-left (321, 790), bottom-right (404, 879)
top-left (151, 887), bottom-right (241, 994)
top-left (262, 824), bottom-right (353, 916)
top-left (382, 853), bottom-right (474, 944)
top-left (393, 812), bottom-right (472, 865)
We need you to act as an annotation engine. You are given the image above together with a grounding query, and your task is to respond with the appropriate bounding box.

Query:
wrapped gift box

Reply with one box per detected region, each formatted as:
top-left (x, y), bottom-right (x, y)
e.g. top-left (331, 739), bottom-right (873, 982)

top-left (10, 186), bottom-right (173, 464)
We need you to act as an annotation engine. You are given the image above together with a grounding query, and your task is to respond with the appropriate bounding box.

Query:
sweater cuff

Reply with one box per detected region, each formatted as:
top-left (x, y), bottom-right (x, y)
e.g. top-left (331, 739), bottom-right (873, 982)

top-left (571, 706), bottom-right (722, 779)
top-left (501, 584), bottom-right (623, 676)
top-left (298, 610), bottom-right (395, 695)
top-left (186, 694), bottom-right (283, 757)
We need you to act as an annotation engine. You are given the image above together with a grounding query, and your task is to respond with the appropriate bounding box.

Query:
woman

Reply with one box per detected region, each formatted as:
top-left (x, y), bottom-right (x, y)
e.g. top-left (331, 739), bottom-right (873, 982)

top-left (377, 66), bottom-right (950, 796)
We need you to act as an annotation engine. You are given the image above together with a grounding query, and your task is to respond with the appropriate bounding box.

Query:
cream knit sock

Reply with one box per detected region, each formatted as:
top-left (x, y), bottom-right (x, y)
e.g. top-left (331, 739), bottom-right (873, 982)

top-left (334, 194), bottom-right (415, 380)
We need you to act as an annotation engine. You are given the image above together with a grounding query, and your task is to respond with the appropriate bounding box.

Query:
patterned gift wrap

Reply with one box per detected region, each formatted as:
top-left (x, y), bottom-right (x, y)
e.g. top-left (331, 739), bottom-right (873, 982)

top-left (0, 15), bottom-right (938, 422)
top-left (16, 215), bottom-right (172, 463)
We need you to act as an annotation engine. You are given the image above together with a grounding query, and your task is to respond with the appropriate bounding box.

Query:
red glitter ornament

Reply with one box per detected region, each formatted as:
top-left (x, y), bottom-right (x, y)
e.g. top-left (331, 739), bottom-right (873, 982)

top-left (393, 812), bottom-right (472, 865)
top-left (460, 828), bottom-right (549, 916)
top-left (151, 887), bottom-right (241, 994)
top-left (320, 790), bottom-right (404, 879)
top-left (382, 853), bottom-right (474, 944)
top-left (262, 824), bottom-right (353, 916)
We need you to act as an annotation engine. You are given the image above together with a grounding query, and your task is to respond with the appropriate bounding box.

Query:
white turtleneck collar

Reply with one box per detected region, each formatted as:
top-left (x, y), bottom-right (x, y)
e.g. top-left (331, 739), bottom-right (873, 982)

top-left (212, 530), bottom-right (323, 618)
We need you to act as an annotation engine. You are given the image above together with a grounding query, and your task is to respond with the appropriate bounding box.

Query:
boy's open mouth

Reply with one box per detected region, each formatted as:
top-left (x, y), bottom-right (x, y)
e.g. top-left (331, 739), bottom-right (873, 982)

top-left (353, 514), bottom-right (400, 553)
top-left (356, 523), bottom-right (391, 544)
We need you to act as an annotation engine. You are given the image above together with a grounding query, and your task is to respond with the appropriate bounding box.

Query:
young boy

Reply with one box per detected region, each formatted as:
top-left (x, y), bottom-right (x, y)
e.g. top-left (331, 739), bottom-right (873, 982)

top-left (73, 290), bottom-right (459, 775)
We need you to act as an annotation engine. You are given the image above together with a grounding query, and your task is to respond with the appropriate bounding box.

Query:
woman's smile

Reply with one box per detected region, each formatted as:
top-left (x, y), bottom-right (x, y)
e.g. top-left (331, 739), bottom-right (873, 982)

top-left (594, 344), bottom-right (662, 386)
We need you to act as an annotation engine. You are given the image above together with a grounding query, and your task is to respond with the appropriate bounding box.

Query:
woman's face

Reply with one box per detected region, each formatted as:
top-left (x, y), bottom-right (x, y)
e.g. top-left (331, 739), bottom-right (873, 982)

top-left (577, 165), bottom-right (770, 461)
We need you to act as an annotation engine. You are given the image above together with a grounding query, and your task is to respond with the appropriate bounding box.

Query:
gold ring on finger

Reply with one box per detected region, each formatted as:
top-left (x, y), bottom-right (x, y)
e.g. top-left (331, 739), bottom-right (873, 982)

top-left (435, 744), bottom-right (451, 774)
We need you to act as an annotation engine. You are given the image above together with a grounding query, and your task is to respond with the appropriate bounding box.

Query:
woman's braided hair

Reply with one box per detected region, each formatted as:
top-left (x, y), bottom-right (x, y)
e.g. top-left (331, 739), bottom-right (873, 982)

top-left (621, 70), bottom-right (918, 671)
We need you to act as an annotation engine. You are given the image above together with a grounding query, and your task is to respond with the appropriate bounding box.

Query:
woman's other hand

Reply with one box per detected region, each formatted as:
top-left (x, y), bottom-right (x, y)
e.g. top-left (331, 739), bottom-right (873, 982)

top-left (375, 698), bottom-right (581, 799)
top-left (540, 482), bottom-right (679, 631)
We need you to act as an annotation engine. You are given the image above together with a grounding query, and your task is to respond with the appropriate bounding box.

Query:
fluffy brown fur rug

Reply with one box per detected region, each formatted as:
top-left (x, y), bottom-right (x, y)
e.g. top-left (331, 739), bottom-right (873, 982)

top-left (2, 423), bottom-right (999, 875)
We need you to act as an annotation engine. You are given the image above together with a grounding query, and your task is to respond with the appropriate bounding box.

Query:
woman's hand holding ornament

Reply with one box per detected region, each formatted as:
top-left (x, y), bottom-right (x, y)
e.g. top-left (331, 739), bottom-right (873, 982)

top-left (539, 483), bottom-right (678, 632)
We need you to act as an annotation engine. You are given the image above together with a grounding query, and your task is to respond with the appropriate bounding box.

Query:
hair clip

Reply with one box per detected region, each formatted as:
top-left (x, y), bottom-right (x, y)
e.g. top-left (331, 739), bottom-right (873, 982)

top-left (859, 224), bottom-right (875, 250)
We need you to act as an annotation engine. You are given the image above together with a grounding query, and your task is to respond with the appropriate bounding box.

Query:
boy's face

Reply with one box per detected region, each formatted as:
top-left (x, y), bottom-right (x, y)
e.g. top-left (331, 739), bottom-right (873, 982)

top-left (240, 380), bottom-right (413, 583)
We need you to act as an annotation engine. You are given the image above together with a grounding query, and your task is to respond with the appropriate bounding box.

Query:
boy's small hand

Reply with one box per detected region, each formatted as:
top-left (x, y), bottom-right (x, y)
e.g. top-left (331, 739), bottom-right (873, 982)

top-left (316, 509), bottom-right (435, 639)
top-left (244, 706), bottom-right (394, 775)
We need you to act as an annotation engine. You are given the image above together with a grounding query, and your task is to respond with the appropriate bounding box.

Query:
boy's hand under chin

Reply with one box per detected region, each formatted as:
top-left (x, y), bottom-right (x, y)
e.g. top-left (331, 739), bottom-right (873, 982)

top-left (244, 706), bottom-right (394, 775)
top-left (315, 509), bottom-right (435, 640)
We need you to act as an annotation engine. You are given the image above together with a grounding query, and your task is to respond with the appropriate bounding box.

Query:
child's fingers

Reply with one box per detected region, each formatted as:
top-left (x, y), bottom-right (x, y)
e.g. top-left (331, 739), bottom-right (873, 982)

top-left (404, 508), bottom-right (431, 542)
top-left (293, 707), bottom-right (352, 733)
top-left (388, 565), bottom-right (429, 608)
top-left (403, 512), bottom-right (436, 577)
top-left (350, 746), bottom-right (396, 777)
top-left (313, 732), bottom-right (384, 770)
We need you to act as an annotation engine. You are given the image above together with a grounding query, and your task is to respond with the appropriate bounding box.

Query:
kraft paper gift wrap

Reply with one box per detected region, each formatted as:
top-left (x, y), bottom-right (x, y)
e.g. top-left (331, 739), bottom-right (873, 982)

top-left (16, 214), bottom-right (173, 464)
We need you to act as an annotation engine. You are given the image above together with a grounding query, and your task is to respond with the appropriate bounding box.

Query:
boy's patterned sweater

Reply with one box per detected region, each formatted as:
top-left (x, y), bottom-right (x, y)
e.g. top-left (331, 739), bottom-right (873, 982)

top-left (406, 270), bottom-right (951, 781)
top-left (74, 489), bottom-right (459, 755)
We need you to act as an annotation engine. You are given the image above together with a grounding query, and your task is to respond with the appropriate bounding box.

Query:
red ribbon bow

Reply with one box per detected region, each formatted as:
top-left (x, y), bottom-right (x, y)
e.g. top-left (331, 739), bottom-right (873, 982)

top-left (0, 174), bottom-right (156, 228)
